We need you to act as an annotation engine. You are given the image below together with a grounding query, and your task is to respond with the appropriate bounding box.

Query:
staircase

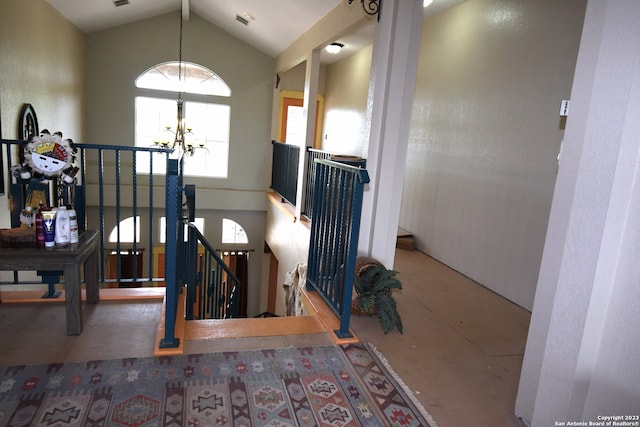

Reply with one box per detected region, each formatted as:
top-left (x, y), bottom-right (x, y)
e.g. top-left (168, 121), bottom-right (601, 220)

top-left (154, 287), bottom-right (358, 356)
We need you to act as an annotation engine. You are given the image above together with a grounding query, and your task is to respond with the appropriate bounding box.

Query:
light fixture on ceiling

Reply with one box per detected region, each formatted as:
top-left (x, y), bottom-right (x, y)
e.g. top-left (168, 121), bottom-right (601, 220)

top-left (423, 0), bottom-right (434, 7)
top-left (153, 13), bottom-right (203, 157)
top-left (325, 42), bottom-right (344, 54)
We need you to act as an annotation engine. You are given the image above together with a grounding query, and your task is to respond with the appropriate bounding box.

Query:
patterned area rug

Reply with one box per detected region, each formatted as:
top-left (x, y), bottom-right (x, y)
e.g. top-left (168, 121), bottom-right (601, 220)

top-left (0, 342), bottom-right (436, 427)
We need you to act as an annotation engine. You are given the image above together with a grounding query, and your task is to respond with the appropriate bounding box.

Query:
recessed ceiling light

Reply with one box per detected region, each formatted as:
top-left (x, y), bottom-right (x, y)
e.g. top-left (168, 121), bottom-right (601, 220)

top-left (423, 0), bottom-right (434, 7)
top-left (325, 42), bottom-right (344, 54)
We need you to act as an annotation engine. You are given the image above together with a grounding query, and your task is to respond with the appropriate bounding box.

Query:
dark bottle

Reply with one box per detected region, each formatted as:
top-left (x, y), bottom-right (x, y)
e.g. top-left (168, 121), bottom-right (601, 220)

top-left (35, 207), bottom-right (45, 247)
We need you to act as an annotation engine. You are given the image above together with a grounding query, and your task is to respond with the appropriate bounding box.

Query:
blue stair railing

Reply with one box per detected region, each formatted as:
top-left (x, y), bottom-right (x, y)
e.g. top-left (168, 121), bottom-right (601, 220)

top-left (183, 223), bottom-right (241, 320)
top-left (306, 158), bottom-right (370, 339)
top-left (160, 166), bottom-right (241, 348)
top-left (182, 184), bottom-right (241, 321)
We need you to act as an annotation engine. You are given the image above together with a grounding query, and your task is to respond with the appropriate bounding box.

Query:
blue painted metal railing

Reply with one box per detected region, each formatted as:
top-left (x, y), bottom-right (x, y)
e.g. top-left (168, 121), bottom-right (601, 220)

top-left (3, 138), bottom-right (237, 348)
top-left (160, 158), bottom-right (183, 348)
top-left (1, 138), bottom-right (172, 287)
top-left (82, 143), bottom-right (172, 286)
top-left (303, 148), bottom-right (332, 220)
top-left (181, 183), bottom-right (241, 321)
top-left (269, 143), bottom-right (366, 221)
top-left (303, 148), bottom-right (366, 220)
top-left (184, 223), bottom-right (241, 321)
top-left (306, 159), bottom-right (370, 338)
top-left (160, 173), bottom-right (241, 348)
top-left (270, 141), bottom-right (299, 205)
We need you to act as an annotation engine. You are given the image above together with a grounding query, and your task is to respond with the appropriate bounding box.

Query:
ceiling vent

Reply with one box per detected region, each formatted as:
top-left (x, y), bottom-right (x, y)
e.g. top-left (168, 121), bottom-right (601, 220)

top-left (113, 0), bottom-right (129, 7)
top-left (235, 14), bottom-right (250, 26)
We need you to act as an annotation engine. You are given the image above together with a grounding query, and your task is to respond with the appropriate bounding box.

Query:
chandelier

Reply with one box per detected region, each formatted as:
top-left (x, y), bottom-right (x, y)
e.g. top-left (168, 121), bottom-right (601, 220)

top-left (153, 9), bottom-right (204, 157)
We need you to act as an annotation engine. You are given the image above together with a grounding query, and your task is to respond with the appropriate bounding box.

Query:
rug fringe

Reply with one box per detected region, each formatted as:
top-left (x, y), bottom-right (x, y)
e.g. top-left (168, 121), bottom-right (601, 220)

top-left (364, 342), bottom-right (439, 427)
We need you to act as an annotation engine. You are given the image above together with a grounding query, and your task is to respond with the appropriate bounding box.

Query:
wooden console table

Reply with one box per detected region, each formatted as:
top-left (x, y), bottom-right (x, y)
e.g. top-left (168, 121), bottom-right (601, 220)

top-left (0, 230), bottom-right (100, 335)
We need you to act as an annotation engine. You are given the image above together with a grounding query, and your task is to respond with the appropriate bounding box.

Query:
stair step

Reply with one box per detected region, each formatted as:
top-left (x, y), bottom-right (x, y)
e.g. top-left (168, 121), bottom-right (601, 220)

top-left (154, 286), bottom-right (360, 356)
top-left (397, 227), bottom-right (416, 251)
top-left (183, 316), bottom-right (327, 341)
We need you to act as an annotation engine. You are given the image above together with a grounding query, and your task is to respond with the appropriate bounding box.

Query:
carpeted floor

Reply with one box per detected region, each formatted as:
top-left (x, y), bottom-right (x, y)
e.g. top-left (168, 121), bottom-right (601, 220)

top-left (0, 342), bottom-right (436, 427)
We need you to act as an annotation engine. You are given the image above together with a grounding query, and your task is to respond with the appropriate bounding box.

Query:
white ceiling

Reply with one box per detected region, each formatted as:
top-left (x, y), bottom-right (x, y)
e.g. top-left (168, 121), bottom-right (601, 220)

top-left (47, 0), bottom-right (465, 63)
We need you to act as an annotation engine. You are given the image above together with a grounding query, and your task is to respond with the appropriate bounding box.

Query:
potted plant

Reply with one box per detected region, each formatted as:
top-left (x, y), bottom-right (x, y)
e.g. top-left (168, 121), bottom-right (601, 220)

top-left (352, 257), bottom-right (404, 334)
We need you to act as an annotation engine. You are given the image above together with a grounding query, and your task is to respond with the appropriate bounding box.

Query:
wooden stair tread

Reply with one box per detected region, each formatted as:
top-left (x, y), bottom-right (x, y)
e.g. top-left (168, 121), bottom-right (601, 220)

top-left (184, 316), bottom-right (327, 341)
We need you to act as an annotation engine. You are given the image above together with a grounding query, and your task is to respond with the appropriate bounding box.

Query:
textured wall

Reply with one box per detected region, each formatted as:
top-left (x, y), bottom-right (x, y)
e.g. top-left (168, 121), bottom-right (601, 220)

top-left (0, 0), bottom-right (85, 228)
top-left (517, 1), bottom-right (640, 422)
top-left (85, 12), bottom-right (273, 199)
top-left (322, 45), bottom-right (372, 156)
top-left (401, 0), bottom-right (586, 309)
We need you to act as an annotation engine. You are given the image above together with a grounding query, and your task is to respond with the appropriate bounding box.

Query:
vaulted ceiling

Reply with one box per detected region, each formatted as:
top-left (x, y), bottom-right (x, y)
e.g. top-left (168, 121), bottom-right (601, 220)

top-left (47, 0), bottom-right (465, 63)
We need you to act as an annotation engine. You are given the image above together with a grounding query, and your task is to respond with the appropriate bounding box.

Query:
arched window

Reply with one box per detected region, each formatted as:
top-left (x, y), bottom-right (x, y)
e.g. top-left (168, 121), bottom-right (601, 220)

top-left (108, 216), bottom-right (140, 243)
top-left (222, 218), bottom-right (248, 244)
top-left (136, 62), bottom-right (231, 96)
top-left (159, 217), bottom-right (205, 243)
top-left (134, 61), bottom-right (231, 178)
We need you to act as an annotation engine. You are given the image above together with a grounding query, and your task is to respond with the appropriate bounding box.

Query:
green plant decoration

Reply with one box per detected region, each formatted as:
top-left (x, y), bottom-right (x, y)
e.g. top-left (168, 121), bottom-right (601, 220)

top-left (354, 263), bottom-right (404, 334)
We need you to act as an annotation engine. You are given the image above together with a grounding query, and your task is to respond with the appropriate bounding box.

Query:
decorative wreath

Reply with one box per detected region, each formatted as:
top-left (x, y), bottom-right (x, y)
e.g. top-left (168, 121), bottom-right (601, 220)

top-left (13, 129), bottom-right (78, 183)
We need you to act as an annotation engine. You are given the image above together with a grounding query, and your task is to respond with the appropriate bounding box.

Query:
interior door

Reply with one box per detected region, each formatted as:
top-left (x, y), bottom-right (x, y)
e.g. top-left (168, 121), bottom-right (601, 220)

top-left (278, 90), bottom-right (323, 148)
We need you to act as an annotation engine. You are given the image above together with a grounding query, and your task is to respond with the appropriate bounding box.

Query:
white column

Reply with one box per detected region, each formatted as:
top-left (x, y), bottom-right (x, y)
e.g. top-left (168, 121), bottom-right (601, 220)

top-left (516, 0), bottom-right (640, 423)
top-left (358, 0), bottom-right (423, 267)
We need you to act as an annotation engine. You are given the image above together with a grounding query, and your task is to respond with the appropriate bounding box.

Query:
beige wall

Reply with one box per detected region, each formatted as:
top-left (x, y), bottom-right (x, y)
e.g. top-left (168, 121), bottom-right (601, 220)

top-left (264, 197), bottom-right (311, 316)
top-left (267, 0), bottom-right (587, 312)
top-left (84, 12), bottom-right (273, 200)
top-left (83, 12), bottom-right (273, 316)
top-left (401, 0), bottom-right (587, 309)
top-left (0, 0), bottom-right (85, 229)
top-left (322, 45), bottom-right (372, 156)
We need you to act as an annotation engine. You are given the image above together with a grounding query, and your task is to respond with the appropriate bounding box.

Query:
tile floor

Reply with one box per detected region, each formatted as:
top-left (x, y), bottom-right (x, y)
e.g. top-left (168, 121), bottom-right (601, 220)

top-left (0, 248), bottom-right (529, 427)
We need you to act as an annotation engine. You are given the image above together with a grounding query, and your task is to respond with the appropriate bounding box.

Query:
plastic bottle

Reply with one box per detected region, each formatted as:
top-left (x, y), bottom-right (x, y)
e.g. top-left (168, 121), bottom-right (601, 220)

top-left (55, 206), bottom-right (70, 245)
top-left (68, 205), bottom-right (79, 244)
top-left (35, 207), bottom-right (45, 247)
top-left (42, 209), bottom-right (56, 248)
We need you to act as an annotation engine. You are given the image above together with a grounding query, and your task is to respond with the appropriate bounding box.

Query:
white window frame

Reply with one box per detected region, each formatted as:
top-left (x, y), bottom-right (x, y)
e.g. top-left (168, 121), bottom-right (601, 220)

top-left (134, 61), bottom-right (231, 178)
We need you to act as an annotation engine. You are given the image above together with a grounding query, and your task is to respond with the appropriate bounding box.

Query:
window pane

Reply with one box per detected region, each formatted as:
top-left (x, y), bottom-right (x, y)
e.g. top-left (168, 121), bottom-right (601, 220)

top-left (108, 216), bottom-right (140, 243)
top-left (222, 218), bottom-right (248, 244)
top-left (135, 96), bottom-right (230, 178)
top-left (160, 217), bottom-right (205, 243)
top-left (136, 62), bottom-right (231, 97)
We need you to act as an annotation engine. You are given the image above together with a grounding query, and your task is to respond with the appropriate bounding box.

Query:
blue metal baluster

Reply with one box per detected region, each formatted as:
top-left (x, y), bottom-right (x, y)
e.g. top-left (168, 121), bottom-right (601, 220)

top-left (98, 149), bottom-right (106, 283)
top-left (114, 149), bottom-right (122, 284)
top-left (306, 161), bottom-right (323, 291)
top-left (131, 149), bottom-right (138, 284)
top-left (146, 151), bottom-right (154, 283)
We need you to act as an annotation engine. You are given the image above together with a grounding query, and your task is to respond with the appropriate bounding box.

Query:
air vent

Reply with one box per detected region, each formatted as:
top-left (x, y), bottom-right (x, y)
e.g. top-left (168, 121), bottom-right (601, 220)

top-left (113, 0), bottom-right (129, 7)
top-left (235, 14), bottom-right (250, 26)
